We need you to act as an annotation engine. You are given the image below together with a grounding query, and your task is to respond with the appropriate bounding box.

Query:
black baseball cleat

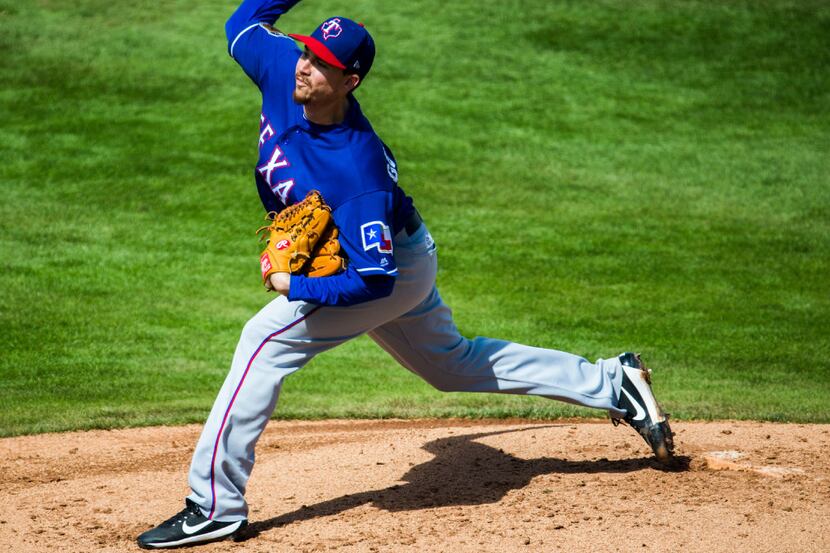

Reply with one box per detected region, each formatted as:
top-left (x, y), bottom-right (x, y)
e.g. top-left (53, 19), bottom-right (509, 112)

top-left (612, 352), bottom-right (675, 464)
top-left (137, 499), bottom-right (248, 549)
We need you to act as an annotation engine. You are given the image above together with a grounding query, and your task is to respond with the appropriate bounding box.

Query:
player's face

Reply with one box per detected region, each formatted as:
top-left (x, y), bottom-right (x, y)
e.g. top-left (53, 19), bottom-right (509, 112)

top-left (293, 48), bottom-right (359, 105)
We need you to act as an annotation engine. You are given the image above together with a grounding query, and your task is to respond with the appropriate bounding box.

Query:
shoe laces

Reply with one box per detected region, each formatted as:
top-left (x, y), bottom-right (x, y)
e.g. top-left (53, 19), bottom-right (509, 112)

top-left (159, 502), bottom-right (202, 528)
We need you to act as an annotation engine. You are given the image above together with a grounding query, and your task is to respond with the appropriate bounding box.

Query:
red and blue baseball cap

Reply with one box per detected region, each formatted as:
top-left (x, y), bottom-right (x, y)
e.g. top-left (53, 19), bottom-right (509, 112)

top-left (289, 17), bottom-right (375, 79)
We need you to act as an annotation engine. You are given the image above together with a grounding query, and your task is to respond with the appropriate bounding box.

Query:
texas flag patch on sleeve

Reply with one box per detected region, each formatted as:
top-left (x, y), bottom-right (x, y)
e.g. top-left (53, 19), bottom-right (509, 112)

top-left (361, 221), bottom-right (393, 254)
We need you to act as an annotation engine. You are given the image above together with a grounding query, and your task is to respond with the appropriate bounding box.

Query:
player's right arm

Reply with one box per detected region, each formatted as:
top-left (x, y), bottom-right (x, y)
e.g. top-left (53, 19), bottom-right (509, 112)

top-left (225, 0), bottom-right (302, 86)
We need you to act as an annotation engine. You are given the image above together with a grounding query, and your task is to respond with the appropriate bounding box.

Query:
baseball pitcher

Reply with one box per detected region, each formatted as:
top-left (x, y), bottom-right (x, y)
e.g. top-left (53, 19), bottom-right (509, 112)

top-left (137, 0), bottom-right (674, 548)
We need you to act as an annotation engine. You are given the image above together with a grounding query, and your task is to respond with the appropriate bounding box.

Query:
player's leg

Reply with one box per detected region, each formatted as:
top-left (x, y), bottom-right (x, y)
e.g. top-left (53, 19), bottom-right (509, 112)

top-left (181, 226), bottom-right (438, 527)
top-left (368, 287), bottom-right (627, 414)
top-left (368, 272), bottom-right (673, 462)
top-left (184, 298), bottom-right (326, 525)
top-left (137, 297), bottom-right (333, 548)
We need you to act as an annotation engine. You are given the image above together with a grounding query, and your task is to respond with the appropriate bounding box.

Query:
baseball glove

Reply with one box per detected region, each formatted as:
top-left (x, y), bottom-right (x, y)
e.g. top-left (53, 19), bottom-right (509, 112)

top-left (256, 190), bottom-right (346, 287)
top-left (306, 224), bottom-right (347, 277)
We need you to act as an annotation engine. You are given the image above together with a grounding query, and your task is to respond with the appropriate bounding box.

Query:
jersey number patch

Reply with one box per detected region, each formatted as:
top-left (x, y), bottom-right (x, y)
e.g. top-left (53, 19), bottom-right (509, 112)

top-left (382, 146), bottom-right (398, 183)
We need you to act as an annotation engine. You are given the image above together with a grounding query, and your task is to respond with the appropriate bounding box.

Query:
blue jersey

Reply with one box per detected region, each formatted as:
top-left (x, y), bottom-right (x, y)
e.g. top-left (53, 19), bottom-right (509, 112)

top-left (226, 0), bottom-right (415, 305)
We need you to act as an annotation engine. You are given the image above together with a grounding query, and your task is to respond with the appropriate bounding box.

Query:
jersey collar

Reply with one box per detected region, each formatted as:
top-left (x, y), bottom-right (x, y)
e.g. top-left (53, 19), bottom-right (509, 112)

top-left (295, 95), bottom-right (362, 136)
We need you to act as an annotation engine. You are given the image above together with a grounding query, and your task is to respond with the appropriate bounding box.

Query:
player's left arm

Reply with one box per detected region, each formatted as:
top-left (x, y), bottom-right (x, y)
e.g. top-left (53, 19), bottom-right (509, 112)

top-left (283, 190), bottom-right (398, 306)
top-left (283, 266), bottom-right (394, 305)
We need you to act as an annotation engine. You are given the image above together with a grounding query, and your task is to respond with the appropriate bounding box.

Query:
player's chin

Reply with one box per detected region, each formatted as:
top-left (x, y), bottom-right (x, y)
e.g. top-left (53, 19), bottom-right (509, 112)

top-left (292, 87), bottom-right (311, 105)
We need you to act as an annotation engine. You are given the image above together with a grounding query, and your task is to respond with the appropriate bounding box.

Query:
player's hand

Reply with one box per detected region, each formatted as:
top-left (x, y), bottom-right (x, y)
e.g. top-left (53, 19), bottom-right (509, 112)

top-left (267, 272), bottom-right (291, 295)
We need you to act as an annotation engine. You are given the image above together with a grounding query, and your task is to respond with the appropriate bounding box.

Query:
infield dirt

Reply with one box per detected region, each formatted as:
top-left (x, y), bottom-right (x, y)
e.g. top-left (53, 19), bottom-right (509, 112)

top-left (1, 419), bottom-right (828, 552)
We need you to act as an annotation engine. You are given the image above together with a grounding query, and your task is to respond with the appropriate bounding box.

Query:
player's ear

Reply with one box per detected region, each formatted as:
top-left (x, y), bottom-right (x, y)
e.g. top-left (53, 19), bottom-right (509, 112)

top-left (344, 73), bottom-right (360, 93)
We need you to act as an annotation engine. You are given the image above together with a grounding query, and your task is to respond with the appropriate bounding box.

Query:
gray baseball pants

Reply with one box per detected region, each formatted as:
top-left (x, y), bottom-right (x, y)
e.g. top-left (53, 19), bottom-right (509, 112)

top-left (187, 224), bottom-right (626, 521)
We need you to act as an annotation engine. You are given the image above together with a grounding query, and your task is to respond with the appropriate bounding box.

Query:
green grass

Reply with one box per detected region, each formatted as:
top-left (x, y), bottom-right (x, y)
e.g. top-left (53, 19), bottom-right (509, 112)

top-left (1, 0), bottom-right (828, 436)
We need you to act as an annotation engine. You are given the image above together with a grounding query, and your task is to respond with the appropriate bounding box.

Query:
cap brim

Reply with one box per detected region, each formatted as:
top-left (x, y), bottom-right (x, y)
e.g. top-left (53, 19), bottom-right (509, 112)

top-left (288, 34), bottom-right (346, 70)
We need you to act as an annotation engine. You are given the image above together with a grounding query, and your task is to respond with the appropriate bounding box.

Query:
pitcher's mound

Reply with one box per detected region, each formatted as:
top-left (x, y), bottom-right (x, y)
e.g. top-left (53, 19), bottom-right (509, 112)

top-left (1, 419), bottom-right (828, 552)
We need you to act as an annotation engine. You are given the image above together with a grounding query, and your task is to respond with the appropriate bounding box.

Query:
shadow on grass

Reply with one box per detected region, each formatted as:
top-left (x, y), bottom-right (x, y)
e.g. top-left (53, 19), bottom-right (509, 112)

top-left (246, 426), bottom-right (689, 538)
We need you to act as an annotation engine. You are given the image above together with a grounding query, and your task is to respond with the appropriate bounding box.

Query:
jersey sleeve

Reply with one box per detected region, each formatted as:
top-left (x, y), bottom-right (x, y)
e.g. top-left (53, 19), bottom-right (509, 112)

top-left (225, 0), bottom-right (301, 87)
top-left (288, 266), bottom-right (394, 306)
top-left (334, 191), bottom-right (398, 277)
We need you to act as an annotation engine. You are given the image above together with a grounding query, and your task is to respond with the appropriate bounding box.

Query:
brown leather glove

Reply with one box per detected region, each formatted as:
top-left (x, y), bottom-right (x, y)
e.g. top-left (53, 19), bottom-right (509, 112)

top-left (256, 190), bottom-right (347, 287)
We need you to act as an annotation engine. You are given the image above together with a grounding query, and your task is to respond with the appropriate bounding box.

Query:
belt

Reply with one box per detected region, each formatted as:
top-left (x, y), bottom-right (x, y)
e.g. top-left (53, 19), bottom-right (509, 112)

top-left (403, 209), bottom-right (423, 236)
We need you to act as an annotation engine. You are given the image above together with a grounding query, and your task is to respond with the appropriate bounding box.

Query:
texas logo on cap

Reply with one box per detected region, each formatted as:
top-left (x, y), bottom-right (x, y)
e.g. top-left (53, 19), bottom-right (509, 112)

top-left (321, 18), bottom-right (343, 40)
top-left (289, 16), bottom-right (375, 79)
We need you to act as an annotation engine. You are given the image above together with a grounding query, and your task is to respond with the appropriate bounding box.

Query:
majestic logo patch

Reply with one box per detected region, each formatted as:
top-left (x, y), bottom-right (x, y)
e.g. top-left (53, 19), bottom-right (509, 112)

top-left (361, 221), bottom-right (393, 254)
top-left (321, 18), bottom-right (342, 40)
top-left (275, 239), bottom-right (291, 250)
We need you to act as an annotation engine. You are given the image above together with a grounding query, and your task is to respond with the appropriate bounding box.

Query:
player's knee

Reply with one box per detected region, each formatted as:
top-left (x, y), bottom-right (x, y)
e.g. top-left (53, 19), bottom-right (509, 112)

top-left (419, 340), bottom-right (472, 372)
top-left (420, 372), bottom-right (467, 393)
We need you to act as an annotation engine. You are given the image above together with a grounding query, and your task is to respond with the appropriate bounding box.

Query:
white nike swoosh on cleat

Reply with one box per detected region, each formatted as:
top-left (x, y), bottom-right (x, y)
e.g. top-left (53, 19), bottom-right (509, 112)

top-left (621, 387), bottom-right (647, 421)
top-left (181, 519), bottom-right (213, 535)
top-left (150, 521), bottom-right (244, 548)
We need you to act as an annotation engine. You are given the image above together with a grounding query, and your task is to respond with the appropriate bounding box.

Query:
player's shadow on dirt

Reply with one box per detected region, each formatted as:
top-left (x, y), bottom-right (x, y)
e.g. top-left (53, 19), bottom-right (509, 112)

top-left (247, 427), bottom-right (688, 537)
